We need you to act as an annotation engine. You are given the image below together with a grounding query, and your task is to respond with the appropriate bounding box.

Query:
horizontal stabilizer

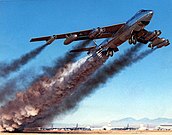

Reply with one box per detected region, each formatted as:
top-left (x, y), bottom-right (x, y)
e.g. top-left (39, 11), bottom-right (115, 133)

top-left (70, 46), bottom-right (96, 53)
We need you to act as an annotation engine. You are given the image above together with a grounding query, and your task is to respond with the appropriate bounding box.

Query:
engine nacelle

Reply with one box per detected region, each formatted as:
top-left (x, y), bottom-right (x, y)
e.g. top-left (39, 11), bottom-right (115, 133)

top-left (164, 39), bottom-right (170, 46)
top-left (145, 30), bottom-right (161, 41)
top-left (148, 38), bottom-right (170, 48)
top-left (157, 39), bottom-right (170, 48)
top-left (45, 36), bottom-right (56, 45)
top-left (152, 38), bottom-right (165, 46)
top-left (88, 27), bottom-right (103, 38)
top-left (64, 34), bottom-right (78, 45)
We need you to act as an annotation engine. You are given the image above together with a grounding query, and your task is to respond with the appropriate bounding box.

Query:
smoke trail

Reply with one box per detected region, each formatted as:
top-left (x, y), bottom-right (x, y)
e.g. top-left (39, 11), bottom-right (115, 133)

top-left (29, 44), bottom-right (156, 127)
top-left (54, 47), bottom-right (156, 117)
top-left (42, 40), bottom-right (91, 77)
top-left (0, 40), bottom-right (91, 104)
top-left (0, 49), bottom-right (108, 132)
top-left (0, 44), bottom-right (47, 78)
top-left (0, 70), bottom-right (36, 104)
top-left (24, 43), bottom-right (144, 127)
top-left (28, 40), bottom-right (92, 90)
top-left (73, 49), bottom-right (156, 98)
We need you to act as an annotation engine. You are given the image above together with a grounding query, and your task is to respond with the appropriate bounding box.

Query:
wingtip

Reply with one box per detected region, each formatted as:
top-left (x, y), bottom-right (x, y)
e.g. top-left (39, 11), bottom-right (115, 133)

top-left (30, 39), bottom-right (34, 42)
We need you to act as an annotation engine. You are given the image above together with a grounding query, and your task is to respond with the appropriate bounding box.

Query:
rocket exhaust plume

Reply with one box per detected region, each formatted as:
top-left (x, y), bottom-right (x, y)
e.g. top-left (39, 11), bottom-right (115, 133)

top-left (53, 45), bottom-right (156, 118)
top-left (0, 70), bottom-right (37, 104)
top-left (19, 43), bottom-right (146, 127)
top-left (0, 44), bottom-right (47, 78)
top-left (29, 44), bottom-right (157, 127)
top-left (0, 40), bottom-right (91, 104)
top-left (42, 40), bottom-right (91, 77)
top-left (72, 48), bottom-right (156, 100)
top-left (29, 40), bottom-right (92, 88)
top-left (0, 48), bottom-right (108, 132)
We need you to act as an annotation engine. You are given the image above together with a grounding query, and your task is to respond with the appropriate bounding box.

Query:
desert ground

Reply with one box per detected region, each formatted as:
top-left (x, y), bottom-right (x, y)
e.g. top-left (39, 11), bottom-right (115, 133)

top-left (1, 130), bottom-right (172, 135)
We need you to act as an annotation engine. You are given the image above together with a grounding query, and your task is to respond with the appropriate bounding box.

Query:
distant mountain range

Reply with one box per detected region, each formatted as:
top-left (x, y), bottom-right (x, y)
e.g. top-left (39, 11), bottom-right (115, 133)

top-left (52, 117), bottom-right (172, 128)
top-left (110, 117), bottom-right (172, 128)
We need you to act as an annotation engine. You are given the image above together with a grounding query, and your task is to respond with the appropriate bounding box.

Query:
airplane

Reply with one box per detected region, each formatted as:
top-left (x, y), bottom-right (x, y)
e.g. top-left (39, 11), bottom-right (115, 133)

top-left (30, 9), bottom-right (170, 57)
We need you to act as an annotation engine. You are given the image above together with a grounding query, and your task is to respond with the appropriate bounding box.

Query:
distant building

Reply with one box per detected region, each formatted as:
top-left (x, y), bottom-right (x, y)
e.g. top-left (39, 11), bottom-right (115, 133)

top-left (111, 126), bottom-right (138, 131)
top-left (138, 124), bottom-right (148, 130)
top-left (156, 124), bottom-right (172, 130)
top-left (90, 127), bottom-right (103, 130)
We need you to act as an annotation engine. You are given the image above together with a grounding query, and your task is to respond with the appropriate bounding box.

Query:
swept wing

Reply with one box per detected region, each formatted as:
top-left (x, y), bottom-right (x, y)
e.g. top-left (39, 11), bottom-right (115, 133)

top-left (30, 23), bottom-right (125, 45)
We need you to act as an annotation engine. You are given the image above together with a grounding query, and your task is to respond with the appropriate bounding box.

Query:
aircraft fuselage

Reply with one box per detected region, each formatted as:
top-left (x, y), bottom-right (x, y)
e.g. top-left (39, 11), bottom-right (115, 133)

top-left (99, 10), bottom-right (154, 50)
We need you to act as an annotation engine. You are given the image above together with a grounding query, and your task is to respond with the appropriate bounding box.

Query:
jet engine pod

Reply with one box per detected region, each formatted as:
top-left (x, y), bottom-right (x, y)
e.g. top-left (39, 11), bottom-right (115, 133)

top-left (157, 39), bottom-right (170, 48)
top-left (64, 34), bottom-right (78, 45)
top-left (145, 30), bottom-right (162, 41)
top-left (89, 27), bottom-right (103, 38)
top-left (164, 39), bottom-right (170, 46)
top-left (45, 36), bottom-right (56, 45)
top-left (148, 38), bottom-right (170, 48)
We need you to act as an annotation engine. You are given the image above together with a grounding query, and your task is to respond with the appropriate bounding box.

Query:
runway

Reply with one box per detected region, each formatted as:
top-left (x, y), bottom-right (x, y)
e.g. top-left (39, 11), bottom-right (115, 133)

top-left (1, 130), bottom-right (172, 135)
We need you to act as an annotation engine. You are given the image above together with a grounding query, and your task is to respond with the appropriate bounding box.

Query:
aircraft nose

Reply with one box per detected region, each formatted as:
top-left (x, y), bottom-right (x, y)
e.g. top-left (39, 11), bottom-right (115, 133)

top-left (149, 10), bottom-right (154, 16)
top-left (146, 10), bottom-right (154, 21)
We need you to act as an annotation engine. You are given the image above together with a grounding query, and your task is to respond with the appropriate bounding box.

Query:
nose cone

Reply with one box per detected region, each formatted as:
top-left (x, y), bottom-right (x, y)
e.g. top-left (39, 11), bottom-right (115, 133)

top-left (148, 10), bottom-right (154, 18)
top-left (144, 10), bottom-right (154, 22)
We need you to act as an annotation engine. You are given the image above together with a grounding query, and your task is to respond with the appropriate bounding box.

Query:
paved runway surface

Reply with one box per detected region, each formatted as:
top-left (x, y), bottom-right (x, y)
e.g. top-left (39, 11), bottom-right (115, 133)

top-left (1, 131), bottom-right (172, 135)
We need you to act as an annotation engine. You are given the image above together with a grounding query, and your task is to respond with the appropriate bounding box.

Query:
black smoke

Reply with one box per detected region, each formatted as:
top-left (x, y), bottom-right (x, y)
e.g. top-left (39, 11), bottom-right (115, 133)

top-left (60, 46), bottom-right (156, 115)
top-left (0, 43), bottom-right (107, 131)
top-left (25, 43), bottom-right (155, 127)
top-left (0, 44), bottom-right (47, 78)
top-left (42, 40), bottom-right (91, 77)
top-left (0, 40), bottom-right (91, 104)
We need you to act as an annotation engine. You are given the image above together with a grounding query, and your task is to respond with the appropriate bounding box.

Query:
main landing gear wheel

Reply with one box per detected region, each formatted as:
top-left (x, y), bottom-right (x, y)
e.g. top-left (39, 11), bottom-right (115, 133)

top-left (148, 43), bottom-right (153, 49)
top-left (109, 50), bottom-right (113, 57)
top-left (128, 35), bottom-right (137, 45)
top-left (128, 38), bottom-right (132, 44)
top-left (106, 49), bottom-right (113, 57)
top-left (155, 30), bottom-right (162, 36)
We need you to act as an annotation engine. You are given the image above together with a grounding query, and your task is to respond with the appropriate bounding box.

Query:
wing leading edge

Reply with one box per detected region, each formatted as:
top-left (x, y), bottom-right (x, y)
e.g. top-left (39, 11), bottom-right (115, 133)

top-left (30, 23), bottom-right (125, 45)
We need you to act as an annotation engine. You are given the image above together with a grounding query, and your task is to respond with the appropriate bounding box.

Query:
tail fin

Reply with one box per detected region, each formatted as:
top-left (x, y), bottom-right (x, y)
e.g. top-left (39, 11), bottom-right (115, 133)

top-left (70, 46), bottom-right (96, 53)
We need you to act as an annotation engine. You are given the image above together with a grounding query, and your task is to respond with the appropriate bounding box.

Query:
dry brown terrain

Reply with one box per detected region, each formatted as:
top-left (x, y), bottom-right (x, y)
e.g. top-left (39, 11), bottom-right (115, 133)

top-left (1, 130), bottom-right (172, 135)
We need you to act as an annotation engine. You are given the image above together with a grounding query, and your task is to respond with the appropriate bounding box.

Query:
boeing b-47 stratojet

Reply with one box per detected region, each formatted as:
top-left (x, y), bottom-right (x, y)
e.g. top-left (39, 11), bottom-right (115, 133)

top-left (30, 9), bottom-right (170, 57)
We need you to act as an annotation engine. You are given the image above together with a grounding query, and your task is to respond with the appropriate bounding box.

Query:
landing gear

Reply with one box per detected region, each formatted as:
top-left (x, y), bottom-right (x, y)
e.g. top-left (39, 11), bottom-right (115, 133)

top-left (105, 48), bottom-right (119, 57)
top-left (128, 38), bottom-right (132, 44)
top-left (108, 50), bottom-right (113, 57)
top-left (105, 50), bottom-right (113, 57)
top-left (155, 30), bottom-right (161, 36)
top-left (128, 35), bottom-right (137, 45)
top-left (102, 50), bottom-right (113, 57)
top-left (148, 43), bottom-right (153, 49)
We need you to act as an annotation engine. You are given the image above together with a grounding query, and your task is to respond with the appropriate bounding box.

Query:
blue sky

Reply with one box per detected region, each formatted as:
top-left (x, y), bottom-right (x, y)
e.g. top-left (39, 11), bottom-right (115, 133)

top-left (0, 0), bottom-right (172, 125)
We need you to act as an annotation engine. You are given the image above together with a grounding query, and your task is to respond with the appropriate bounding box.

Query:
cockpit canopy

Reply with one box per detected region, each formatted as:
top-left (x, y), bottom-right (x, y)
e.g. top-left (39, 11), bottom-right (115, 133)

top-left (126, 9), bottom-right (153, 26)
